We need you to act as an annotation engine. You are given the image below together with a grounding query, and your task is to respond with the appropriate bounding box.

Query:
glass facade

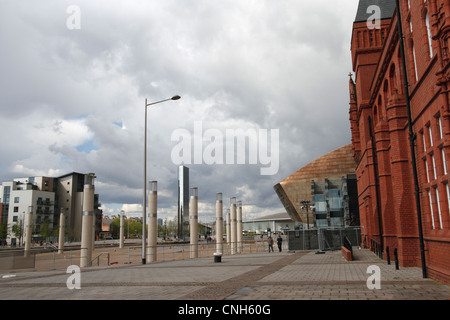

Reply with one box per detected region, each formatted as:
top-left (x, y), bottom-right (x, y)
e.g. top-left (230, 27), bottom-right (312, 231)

top-left (311, 176), bottom-right (356, 228)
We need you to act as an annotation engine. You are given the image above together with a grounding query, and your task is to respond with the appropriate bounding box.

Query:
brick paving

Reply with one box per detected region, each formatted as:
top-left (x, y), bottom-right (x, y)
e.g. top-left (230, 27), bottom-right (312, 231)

top-left (0, 249), bottom-right (448, 301)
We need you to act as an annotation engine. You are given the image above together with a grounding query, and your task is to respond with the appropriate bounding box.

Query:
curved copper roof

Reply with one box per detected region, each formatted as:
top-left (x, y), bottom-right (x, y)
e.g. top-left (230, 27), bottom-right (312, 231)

top-left (282, 143), bottom-right (355, 183)
top-left (274, 144), bottom-right (356, 222)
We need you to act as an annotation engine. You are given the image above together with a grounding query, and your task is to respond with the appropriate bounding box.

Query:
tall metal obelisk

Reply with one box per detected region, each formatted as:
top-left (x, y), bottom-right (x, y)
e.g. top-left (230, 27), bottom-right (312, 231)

top-left (177, 166), bottom-right (189, 240)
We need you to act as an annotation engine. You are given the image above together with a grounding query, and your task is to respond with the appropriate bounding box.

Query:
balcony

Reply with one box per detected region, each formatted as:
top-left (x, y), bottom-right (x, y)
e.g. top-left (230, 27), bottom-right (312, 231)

top-left (36, 199), bottom-right (54, 206)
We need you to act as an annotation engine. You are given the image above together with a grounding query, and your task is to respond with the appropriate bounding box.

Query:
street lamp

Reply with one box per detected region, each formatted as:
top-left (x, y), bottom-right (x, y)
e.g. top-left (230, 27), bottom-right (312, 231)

top-left (142, 95), bottom-right (181, 264)
top-left (300, 200), bottom-right (311, 230)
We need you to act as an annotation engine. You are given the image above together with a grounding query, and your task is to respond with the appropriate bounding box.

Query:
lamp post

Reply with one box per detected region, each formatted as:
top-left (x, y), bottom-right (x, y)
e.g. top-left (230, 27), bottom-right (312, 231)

top-left (301, 200), bottom-right (311, 230)
top-left (142, 95), bottom-right (181, 264)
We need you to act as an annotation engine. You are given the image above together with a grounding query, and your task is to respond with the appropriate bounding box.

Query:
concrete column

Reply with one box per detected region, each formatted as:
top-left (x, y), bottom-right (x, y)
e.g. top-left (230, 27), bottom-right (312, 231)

top-left (24, 206), bottom-right (33, 257)
top-left (80, 173), bottom-right (95, 268)
top-left (237, 200), bottom-right (242, 254)
top-left (190, 187), bottom-right (198, 259)
top-left (120, 210), bottom-right (125, 249)
top-left (215, 193), bottom-right (223, 254)
top-left (226, 209), bottom-right (231, 250)
top-left (58, 208), bottom-right (65, 254)
top-left (92, 207), bottom-right (96, 252)
top-left (230, 197), bottom-right (237, 255)
top-left (147, 181), bottom-right (157, 262)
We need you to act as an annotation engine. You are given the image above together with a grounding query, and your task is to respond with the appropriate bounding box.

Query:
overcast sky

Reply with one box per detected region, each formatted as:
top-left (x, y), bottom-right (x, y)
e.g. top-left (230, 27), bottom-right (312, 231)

top-left (0, 0), bottom-right (360, 223)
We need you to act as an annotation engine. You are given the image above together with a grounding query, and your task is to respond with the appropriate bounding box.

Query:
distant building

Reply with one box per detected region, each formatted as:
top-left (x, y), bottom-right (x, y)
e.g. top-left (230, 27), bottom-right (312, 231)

top-left (274, 144), bottom-right (359, 229)
top-left (0, 172), bottom-right (102, 244)
top-left (101, 216), bottom-right (113, 239)
top-left (242, 212), bottom-right (296, 235)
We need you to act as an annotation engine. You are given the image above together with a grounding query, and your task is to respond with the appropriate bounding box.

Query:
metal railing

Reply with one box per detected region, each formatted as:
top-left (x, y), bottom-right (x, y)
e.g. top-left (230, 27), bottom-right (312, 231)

top-left (370, 238), bottom-right (383, 259)
top-left (90, 252), bottom-right (110, 267)
top-left (370, 243), bottom-right (400, 270)
top-left (127, 239), bottom-right (287, 264)
top-left (287, 227), bottom-right (361, 251)
top-left (0, 237), bottom-right (288, 272)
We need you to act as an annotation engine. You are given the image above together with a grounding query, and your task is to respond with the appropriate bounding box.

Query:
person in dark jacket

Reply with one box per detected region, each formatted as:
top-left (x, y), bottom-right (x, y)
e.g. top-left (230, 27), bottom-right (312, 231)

top-left (277, 234), bottom-right (282, 252)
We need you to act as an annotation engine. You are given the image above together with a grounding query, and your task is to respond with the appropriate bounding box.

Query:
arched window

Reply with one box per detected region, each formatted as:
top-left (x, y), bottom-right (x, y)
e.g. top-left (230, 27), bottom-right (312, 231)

top-left (411, 40), bottom-right (419, 81)
top-left (383, 80), bottom-right (389, 107)
top-left (425, 11), bottom-right (433, 58)
top-left (374, 105), bottom-right (378, 123)
top-left (389, 64), bottom-right (397, 95)
top-left (378, 95), bottom-right (383, 120)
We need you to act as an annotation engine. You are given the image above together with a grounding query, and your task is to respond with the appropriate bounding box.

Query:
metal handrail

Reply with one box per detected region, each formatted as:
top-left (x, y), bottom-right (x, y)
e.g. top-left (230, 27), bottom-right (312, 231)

top-left (90, 252), bottom-right (110, 266)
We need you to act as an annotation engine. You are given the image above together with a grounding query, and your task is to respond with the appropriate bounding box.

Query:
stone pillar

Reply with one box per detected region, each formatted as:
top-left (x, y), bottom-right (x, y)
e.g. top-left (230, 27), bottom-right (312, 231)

top-left (92, 206), bottom-right (96, 252)
top-left (190, 187), bottom-right (198, 259)
top-left (147, 181), bottom-right (157, 262)
top-left (80, 173), bottom-right (95, 268)
top-left (24, 206), bottom-right (33, 257)
top-left (58, 208), bottom-right (65, 254)
top-left (230, 197), bottom-right (237, 255)
top-left (237, 200), bottom-right (243, 254)
top-left (215, 193), bottom-right (223, 254)
top-left (226, 209), bottom-right (231, 250)
top-left (120, 210), bottom-right (125, 249)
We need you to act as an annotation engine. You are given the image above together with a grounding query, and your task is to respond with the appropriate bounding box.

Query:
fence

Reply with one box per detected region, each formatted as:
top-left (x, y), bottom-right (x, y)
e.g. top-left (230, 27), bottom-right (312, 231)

top-left (0, 250), bottom-right (36, 271)
top-left (0, 237), bottom-right (288, 272)
top-left (287, 227), bottom-right (361, 252)
top-left (126, 238), bottom-right (288, 263)
top-left (0, 247), bottom-right (108, 271)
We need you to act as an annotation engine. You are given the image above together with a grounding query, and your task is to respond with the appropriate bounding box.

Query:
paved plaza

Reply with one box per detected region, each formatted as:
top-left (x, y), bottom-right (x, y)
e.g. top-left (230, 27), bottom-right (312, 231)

top-left (0, 248), bottom-right (449, 302)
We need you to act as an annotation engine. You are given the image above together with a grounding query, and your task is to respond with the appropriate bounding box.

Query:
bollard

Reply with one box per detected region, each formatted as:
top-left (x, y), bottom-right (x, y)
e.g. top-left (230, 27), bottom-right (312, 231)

top-left (394, 248), bottom-right (399, 270)
top-left (214, 252), bottom-right (222, 263)
top-left (386, 246), bottom-right (390, 265)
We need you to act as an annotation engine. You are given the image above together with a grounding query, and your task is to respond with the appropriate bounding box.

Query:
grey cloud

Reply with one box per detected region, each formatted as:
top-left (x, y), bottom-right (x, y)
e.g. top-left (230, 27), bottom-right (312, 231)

top-left (0, 0), bottom-right (360, 221)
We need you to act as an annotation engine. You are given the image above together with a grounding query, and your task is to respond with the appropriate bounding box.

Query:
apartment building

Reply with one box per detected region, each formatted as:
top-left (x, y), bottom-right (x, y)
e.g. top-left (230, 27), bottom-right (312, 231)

top-left (0, 172), bottom-right (102, 244)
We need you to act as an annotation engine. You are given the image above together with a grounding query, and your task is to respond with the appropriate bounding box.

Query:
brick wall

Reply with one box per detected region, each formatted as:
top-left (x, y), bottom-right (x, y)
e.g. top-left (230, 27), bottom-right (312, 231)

top-left (350, 0), bottom-right (450, 284)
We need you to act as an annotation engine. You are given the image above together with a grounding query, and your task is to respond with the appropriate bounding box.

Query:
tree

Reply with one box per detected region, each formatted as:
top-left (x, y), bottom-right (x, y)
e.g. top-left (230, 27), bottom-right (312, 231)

top-left (110, 217), bottom-right (143, 239)
top-left (11, 220), bottom-right (24, 245)
top-left (39, 222), bottom-right (53, 239)
top-left (110, 217), bottom-right (120, 238)
top-left (0, 222), bottom-right (7, 239)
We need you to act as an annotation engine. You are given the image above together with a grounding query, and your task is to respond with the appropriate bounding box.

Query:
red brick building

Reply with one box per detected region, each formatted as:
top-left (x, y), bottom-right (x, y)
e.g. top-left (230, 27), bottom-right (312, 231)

top-left (349, 0), bottom-right (450, 284)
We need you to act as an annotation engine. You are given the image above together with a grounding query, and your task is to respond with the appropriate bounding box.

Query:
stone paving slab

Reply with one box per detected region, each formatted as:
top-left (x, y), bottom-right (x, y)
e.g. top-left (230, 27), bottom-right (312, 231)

top-left (230, 250), bottom-right (450, 300)
top-left (0, 249), bottom-right (448, 301)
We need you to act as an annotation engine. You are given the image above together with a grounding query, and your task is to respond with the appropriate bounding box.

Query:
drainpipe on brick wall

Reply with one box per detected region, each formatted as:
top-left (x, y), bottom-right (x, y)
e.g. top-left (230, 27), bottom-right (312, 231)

top-left (395, 0), bottom-right (427, 278)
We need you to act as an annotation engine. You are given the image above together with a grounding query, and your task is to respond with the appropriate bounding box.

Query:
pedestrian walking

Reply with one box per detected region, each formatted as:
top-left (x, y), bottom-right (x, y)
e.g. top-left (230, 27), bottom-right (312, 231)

top-left (267, 236), bottom-right (274, 252)
top-left (277, 234), bottom-right (282, 252)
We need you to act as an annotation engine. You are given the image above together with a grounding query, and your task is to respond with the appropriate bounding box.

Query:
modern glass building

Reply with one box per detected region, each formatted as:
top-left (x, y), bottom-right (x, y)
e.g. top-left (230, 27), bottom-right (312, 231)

top-left (311, 176), bottom-right (359, 228)
top-left (274, 144), bottom-right (359, 229)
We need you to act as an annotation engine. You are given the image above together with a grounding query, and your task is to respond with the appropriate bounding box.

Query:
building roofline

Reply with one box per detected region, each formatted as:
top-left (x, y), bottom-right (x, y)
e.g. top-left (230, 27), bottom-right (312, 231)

top-left (354, 0), bottom-right (396, 23)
